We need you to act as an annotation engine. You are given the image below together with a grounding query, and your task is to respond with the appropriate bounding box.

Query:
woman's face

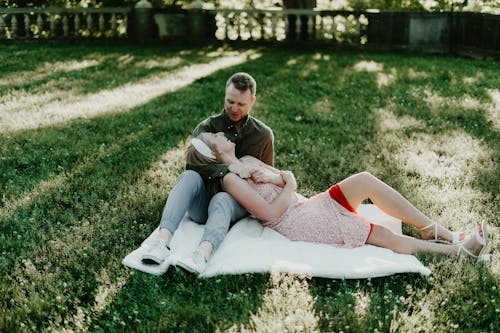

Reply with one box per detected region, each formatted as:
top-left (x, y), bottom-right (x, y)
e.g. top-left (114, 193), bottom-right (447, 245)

top-left (200, 132), bottom-right (234, 154)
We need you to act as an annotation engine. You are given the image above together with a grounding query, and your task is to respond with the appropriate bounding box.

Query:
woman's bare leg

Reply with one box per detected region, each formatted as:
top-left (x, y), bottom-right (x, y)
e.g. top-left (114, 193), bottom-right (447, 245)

top-left (366, 224), bottom-right (482, 257)
top-left (338, 172), bottom-right (459, 242)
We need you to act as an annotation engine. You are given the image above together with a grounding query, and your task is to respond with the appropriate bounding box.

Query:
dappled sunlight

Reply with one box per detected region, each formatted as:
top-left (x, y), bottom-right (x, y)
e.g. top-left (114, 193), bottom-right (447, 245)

top-left (0, 59), bottom-right (101, 88)
top-left (375, 107), bottom-right (424, 131)
top-left (1, 128), bottom-right (147, 223)
top-left (377, 68), bottom-right (397, 88)
top-left (223, 273), bottom-right (319, 332)
top-left (368, 108), bottom-right (495, 231)
top-left (299, 62), bottom-right (320, 78)
top-left (0, 50), bottom-right (261, 133)
top-left (0, 173), bottom-right (67, 222)
top-left (119, 138), bottom-right (188, 208)
top-left (353, 60), bottom-right (383, 73)
top-left (462, 71), bottom-right (484, 85)
top-left (486, 89), bottom-right (500, 129)
top-left (51, 269), bottom-right (127, 333)
top-left (395, 131), bottom-right (492, 180)
top-left (407, 68), bottom-right (429, 79)
top-left (311, 98), bottom-right (333, 114)
top-left (312, 52), bottom-right (331, 61)
top-left (418, 88), bottom-right (488, 113)
top-left (134, 56), bottom-right (183, 69)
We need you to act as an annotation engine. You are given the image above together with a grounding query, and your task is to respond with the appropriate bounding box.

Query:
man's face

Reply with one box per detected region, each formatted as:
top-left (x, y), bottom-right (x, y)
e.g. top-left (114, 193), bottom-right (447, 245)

top-left (224, 83), bottom-right (256, 123)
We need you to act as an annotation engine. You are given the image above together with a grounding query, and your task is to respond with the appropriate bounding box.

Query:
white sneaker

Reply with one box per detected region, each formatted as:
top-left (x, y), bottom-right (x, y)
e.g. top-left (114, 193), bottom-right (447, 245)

top-left (177, 250), bottom-right (208, 274)
top-left (141, 239), bottom-right (170, 265)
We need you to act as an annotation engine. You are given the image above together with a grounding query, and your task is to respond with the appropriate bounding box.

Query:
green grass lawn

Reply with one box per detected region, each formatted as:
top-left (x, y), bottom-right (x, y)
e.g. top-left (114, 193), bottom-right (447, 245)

top-left (0, 43), bottom-right (499, 332)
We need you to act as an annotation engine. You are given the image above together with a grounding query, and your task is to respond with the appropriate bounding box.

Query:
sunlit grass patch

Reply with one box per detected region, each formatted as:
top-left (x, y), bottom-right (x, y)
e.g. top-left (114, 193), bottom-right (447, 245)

top-left (224, 273), bottom-right (319, 333)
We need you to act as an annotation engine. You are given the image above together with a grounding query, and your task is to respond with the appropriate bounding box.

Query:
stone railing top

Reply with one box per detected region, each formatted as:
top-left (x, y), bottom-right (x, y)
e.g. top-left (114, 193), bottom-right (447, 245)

top-left (0, 7), bottom-right (132, 14)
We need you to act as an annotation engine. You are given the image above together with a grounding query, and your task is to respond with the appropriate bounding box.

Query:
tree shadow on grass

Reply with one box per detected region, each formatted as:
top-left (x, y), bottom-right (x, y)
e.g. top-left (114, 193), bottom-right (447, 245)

top-left (309, 261), bottom-right (499, 333)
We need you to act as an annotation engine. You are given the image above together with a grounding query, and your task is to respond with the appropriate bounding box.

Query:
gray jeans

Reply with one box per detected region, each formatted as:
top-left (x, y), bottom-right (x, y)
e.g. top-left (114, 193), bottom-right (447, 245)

top-left (159, 170), bottom-right (248, 250)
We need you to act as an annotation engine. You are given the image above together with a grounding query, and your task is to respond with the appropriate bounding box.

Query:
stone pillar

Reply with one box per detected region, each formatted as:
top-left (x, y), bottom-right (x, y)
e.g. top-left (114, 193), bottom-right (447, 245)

top-left (187, 0), bottom-right (206, 44)
top-left (134, 0), bottom-right (154, 41)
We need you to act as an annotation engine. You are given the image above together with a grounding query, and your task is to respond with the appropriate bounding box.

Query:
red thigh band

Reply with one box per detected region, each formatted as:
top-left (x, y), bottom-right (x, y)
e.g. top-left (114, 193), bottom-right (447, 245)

top-left (328, 184), bottom-right (356, 213)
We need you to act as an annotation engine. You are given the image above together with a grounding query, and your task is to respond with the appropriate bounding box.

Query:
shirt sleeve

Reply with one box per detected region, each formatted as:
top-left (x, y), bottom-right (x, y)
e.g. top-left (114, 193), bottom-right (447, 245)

top-left (192, 120), bottom-right (211, 137)
top-left (261, 130), bottom-right (275, 167)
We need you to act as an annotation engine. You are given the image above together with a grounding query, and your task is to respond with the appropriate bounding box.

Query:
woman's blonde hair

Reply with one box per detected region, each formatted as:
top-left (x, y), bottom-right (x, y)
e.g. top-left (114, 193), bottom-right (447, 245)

top-left (185, 134), bottom-right (216, 169)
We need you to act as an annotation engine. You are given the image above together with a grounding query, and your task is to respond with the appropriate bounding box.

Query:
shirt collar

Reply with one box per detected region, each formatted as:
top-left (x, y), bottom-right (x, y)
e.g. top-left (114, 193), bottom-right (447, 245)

top-left (221, 109), bottom-right (250, 128)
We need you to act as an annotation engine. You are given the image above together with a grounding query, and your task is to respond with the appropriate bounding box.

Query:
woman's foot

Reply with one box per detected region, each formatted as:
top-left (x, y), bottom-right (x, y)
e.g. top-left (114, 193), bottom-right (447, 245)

top-left (456, 223), bottom-right (489, 262)
top-left (420, 222), bottom-right (465, 244)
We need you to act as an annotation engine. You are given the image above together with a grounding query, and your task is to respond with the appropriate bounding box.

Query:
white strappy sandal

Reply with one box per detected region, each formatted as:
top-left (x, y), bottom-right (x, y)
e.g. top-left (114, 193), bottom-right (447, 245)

top-left (457, 222), bottom-right (490, 263)
top-left (420, 222), bottom-right (464, 244)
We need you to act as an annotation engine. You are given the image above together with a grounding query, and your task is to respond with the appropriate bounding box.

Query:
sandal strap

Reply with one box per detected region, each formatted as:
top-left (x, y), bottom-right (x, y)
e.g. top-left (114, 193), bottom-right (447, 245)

top-left (457, 244), bottom-right (478, 259)
top-left (420, 222), bottom-right (438, 241)
top-left (420, 222), bottom-right (435, 231)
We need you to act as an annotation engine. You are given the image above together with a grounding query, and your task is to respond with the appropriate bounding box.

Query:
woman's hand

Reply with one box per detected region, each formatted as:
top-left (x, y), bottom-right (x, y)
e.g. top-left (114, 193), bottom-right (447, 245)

top-left (250, 168), bottom-right (281, 184)
top-left (280, 171), bottom-right (297, 191)
top-left (228, 162), bottom-right (255, 179)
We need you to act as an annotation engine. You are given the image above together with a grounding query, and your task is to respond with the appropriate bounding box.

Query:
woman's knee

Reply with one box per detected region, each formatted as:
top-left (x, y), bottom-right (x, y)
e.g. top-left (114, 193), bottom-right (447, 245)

top-left (356, 171), bottom-right (376, 183)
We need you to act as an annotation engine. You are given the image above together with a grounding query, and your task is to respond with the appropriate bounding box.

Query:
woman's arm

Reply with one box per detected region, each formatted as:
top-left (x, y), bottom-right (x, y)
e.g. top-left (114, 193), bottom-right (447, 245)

top-left (240, 156), bottom-right (286, 187)
top-left (222, 172), bottom-right (296, 221)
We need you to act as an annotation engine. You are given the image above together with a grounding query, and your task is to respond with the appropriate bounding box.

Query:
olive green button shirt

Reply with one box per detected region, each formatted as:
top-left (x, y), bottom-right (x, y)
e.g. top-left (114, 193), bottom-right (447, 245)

top-left (189, 110), bottom-right (274, 196)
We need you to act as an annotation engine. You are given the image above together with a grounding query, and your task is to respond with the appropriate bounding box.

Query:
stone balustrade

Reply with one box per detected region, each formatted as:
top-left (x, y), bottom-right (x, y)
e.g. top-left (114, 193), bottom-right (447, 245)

top-left (0, 7), bottom-right (131, 39)
top-left (0, 4), bottom-right (498, 56)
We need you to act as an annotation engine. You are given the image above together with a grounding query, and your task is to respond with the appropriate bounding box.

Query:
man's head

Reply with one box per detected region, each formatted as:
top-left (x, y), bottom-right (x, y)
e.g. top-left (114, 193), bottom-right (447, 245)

top-left (224, 72), bottom-right (257, 124)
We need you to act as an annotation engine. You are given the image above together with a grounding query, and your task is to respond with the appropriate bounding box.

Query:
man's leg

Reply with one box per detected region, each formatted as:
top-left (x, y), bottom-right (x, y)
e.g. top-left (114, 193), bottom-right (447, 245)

top-left (201, 192), bottom-right (249, 252)
top-left (158, 170), bottom-right (209, 247)
top-left (143, 170), bottom-right (209, 265)
top-left (176, 192), bottom-right (248, 273)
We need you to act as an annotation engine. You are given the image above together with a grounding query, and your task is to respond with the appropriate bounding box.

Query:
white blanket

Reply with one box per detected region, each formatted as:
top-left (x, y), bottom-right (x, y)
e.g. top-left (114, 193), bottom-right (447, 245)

top-left (122, 204), bottom-right (431, 278)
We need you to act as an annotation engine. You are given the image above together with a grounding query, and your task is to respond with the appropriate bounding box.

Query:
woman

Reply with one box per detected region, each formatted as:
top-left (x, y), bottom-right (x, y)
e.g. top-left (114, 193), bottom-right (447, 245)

top-left (187, 132), bottom-right (489, 263)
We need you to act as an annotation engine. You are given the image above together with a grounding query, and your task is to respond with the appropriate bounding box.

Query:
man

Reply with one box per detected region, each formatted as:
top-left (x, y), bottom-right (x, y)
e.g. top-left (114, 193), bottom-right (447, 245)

top-left (141, 72), bottom-right (274, 274)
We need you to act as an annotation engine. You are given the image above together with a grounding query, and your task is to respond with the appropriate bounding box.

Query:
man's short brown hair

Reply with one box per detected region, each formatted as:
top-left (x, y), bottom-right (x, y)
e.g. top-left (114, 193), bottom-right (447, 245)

top-left (226, 72), bottom-right (256, 97)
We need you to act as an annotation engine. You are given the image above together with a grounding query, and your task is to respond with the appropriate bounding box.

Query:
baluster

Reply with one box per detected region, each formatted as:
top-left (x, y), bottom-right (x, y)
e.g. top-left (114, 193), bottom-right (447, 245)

top-left (284, 13), bottom-right (289, 40)
top-left (344, 16), bottom-right (349, 42)
top-left (24, 14), bottom-right (30, 37)
top-left (0, 15), bottom-right (4, 38)
top-left (87, 12), bottom-right (93, 36)
top-left (99, 13), bottom-right (105, 36)
top-left (319, 15), bottom-right (324, 39)
top-left (247, 13), bottom-right (254, 40)
top-left (49, 14), bottom-right (56, 37)
top-left (11, 14), bottom-right (18, 37)
top-left (295, 14), bottom-right (301, 40)
top-left (75, 13), bottom-right (80, 35)
top-left (62, 14), bottom-right (69, 37)
top-left (124, 14), bottom-right (128, 37)
top-left (236, 13), bottom-right (241, 40)
top-left (259, 14), bottom-right (266, 40)
top-left (355, 16), bottom-right (360, 43)
top-left (271, 13), bottom-right (277, 40)
top-left (224, 13), bottom-right (229, 40)
top-left (111, 13), bottom-right (117, 37)
top-left (37, 14), bottom-right (43, 38)
top-left (307, 14), bottom-right (313, 38)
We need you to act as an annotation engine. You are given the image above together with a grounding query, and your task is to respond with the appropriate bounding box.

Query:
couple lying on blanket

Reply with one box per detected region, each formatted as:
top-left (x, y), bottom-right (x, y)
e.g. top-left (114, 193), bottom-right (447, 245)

top-left (140, 132), bottom-right (489, 274)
